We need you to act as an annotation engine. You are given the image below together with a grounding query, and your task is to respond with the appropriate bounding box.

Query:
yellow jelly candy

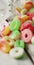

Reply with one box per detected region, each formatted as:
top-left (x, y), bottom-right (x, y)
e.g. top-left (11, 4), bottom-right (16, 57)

top-left (3, 36), bottom-right (11, 41)
top-left (2, 44), bottom-right (10, 53)
top-left (8, 40), bottom-right (15, 47)
top-left (2, 26), bottom-right (11, 36)
top-left (16, 7), bottom-right (22, 13)
top-left (21, 9), bottom-right (27, 15)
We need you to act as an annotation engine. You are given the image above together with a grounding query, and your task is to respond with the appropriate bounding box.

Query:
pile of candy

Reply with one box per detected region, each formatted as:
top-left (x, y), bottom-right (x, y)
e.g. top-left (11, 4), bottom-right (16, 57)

top-left (0, 1), bottom-right (34, 59)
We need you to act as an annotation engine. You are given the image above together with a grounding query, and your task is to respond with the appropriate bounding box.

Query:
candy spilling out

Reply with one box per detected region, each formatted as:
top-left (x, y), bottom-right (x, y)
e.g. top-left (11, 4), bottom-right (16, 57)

top-left (0, 1), bottom-right (34, 59)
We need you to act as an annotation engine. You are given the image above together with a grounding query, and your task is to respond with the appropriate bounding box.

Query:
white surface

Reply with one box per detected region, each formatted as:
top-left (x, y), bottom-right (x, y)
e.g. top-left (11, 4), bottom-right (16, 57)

top-left (0, 0), bottom-right (8, 14)
top-left (28, 44), bottom-right (34, 61)
top-left (0, 0), bottom-right (11, 20)
top-left (0, 51), bottom-right (33, 65)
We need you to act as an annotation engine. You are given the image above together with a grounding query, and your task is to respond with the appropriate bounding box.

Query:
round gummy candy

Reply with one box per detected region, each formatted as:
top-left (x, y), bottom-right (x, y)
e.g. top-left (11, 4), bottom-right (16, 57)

top-left (9, 30), bottom-right (20, 40)
top-left (14, 40), bottom-right (25, 48)
top-left (2, 26), bottom-right (11, 36)
top-left (10, 19), bottom-right (20, 31)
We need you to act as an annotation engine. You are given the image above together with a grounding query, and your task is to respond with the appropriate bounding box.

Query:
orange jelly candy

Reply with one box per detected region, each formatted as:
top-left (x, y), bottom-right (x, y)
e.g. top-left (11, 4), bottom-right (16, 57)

top-left (21, 15), bottom-right (29, 22)
top-left (1, 44), bottom-right (10, 53)
top-left (24, 2), bottom-right (33, 10)
top-left (0, 41), bottom-right (8, 49)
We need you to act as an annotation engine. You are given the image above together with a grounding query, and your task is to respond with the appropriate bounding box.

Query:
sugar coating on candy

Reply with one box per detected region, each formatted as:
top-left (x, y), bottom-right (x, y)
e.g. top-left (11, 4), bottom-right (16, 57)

top-left (9, 47), bottom-right (24, 59)
top-left (31, 36), bottom-right (34, 45)
top-left (10, 19), bottom-right (20, 31)
top-left (9, 30), bottom-right (20, 40)
top-left (21, 29), bottom-right (32, 43)
top-left (14, 40), bottom-right (24, 48)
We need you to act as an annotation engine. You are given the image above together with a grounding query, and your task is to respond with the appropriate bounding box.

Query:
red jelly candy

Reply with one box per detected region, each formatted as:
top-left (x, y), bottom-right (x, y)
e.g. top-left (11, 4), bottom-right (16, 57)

top-left (26, 12), bottom-right (34, 20)
top-left (20, 21), bottom-right (32, 31)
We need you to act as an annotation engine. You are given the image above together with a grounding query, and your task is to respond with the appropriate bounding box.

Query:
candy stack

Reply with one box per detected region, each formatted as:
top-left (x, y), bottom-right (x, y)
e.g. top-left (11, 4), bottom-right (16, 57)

top-left (20, 1), bottom-right (34, 61)
top-left (0, 1), bottom-right (34, 60)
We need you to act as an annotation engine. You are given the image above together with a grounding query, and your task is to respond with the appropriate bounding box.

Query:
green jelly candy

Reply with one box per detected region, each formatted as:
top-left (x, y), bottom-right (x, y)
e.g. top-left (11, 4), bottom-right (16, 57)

top-left (9, 30), bottom-right (20, 40)
top-left (15, 40), bottom-right (20, 47)
top-left (10, 19), bottom-right (20, 31)
top-left (20, 40), bottom-right (25, 48)
top-left (29, 7), bottom-right (34, 13)
top-left (14, 40), bottom-right (25, 48)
